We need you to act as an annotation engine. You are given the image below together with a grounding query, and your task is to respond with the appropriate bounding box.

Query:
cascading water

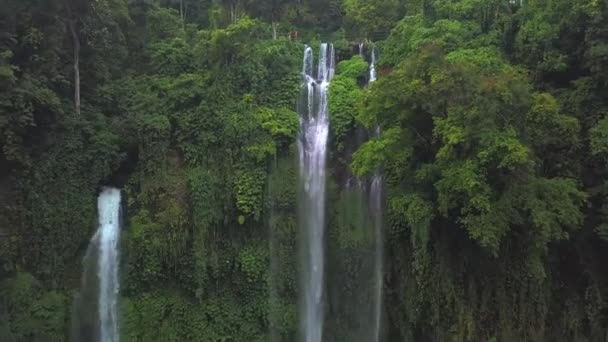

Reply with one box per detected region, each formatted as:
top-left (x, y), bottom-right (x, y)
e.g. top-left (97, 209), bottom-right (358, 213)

top-left (370, 173), bottom-right (383, 342)
top-left (97, 188), bottom-right (121, 342)
top-left (298, 43), bottom-right (335, 342)
top-left (72, 187), bottom-right (122, 342)
top-left (369, 47), bottom-right (377, 83)
top-left (369, 47), bottom-right (383, 342)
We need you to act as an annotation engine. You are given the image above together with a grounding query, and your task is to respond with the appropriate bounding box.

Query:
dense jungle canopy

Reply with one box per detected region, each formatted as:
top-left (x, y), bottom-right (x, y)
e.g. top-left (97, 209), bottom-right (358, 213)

top-left (1, 0), bottom-right (608, 341)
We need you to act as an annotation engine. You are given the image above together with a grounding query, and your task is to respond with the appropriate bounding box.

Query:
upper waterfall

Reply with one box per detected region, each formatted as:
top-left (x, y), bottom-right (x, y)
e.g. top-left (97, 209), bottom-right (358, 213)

top-left (370, 47), bottom-right (377, 83)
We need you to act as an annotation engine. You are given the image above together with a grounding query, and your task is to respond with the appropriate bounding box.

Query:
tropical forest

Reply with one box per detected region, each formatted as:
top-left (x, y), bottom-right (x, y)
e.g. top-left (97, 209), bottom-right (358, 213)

top-left (1, 0), bottom-right (607, 341)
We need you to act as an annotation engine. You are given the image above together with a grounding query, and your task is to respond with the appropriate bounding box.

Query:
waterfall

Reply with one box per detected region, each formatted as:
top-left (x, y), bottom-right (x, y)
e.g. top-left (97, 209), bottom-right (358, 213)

top-left (370, 173), bottom-right (383, 342)
top-left (359, 42), bottom-right (364, 57)
top-left (369, 47), bottom-right (382, 342)
top-left (71, 187), bottom-right (122, 342)
top-left (303, 46), bottom-right (314, 78)
top-left (298, 43), bottom-right (335, 342)
top-left (97, 188), bottom-right (121, 342)
top-left (369, 47), bottom-right (377, 83)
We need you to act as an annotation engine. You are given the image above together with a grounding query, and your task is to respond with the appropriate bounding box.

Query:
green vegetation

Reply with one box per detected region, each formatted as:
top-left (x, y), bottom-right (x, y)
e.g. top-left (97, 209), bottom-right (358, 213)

top-left (1, 0), bottom-right (607, 341)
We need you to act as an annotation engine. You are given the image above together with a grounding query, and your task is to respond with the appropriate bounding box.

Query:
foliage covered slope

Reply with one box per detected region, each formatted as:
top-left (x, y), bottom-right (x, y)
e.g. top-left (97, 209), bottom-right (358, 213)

top-left (1, 0), bottom-right (607, 341)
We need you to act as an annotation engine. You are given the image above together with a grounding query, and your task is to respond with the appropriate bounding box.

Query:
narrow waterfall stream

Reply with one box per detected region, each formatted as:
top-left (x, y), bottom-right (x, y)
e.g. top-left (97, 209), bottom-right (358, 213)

top-left (370, 174), bottom-right (383, 342)
top-left (369, 48), bottom-right (377, 83)
top-left (369, 46), bottom-right (383, 342)
top-left (298, 43), bottom-right (335, 342)
top-left (72, 187), bottom-right (122, 342)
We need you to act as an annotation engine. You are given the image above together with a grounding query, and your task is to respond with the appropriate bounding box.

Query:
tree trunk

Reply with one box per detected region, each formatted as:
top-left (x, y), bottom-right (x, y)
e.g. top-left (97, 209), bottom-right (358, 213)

top-left (68, 19), bottom-right (80, 115)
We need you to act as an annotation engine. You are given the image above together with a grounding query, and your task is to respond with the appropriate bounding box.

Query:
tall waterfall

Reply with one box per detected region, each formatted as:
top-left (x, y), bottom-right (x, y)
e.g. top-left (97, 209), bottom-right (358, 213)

top-left (369, 46), bottom-right (383, 342)
top-left (72, 187), bottom-right (122, 342)
top-left (298, 43), bottom-right (335, 342)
